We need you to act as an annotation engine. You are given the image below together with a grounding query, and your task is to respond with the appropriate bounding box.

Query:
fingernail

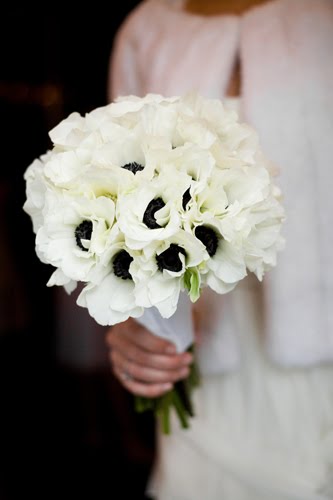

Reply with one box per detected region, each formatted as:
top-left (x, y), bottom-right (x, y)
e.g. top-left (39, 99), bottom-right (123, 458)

top-left (165, 345), bottom-right (177, 354)
top-left (161, 383), bottom-right (172, 391)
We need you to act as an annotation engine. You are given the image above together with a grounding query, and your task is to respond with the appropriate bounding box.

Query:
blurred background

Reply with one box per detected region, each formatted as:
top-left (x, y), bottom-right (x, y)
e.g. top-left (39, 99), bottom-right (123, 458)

top-left (0, 5), bottom-right (156, 499)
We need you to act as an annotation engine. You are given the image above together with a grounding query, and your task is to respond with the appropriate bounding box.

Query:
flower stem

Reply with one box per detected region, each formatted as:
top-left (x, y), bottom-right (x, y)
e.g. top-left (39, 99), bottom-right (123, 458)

top-left (174, 379), bottom-right (194, 417)
top-left (159, 391), bottom-right (172, 435)
top-left (172, 387), bottom-right (189, 429)
top-left (133, 345), bottom-right (200, 434)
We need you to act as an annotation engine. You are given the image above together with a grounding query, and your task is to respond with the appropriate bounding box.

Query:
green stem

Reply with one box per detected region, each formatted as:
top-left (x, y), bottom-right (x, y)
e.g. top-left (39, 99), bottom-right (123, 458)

top-left (160, 392), bottom-right (171, 435)
top-left (174, 379), bottom-right (194, 417)
top-left (133, 345), bottom-right (200, 434)
top-left (172, 388), bottom-right (189, 429)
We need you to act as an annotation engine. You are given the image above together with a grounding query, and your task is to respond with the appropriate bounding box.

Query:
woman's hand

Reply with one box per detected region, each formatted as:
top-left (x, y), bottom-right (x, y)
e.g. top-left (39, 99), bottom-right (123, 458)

top-left (106, 318), bottom-right (193, 398)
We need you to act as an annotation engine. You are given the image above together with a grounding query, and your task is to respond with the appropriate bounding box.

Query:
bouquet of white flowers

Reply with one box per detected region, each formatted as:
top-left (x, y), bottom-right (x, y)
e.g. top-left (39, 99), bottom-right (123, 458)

top-left (23, 93), bottom-right (284, 433)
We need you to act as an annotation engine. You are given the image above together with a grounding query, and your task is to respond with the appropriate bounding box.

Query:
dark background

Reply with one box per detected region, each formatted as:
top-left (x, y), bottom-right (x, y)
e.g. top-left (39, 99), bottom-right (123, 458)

top-left (0, 5), bottom-right (156, 499)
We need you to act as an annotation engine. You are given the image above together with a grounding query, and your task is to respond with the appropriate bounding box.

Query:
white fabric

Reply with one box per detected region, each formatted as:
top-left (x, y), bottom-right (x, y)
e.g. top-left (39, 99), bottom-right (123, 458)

top-left (137, 292), bottom-right (194, 352)
top-left (109, 0), bottom-right (239, 100)
top-left (241, 0), bottom-right (333, 366)
top-left (108, 0), bottom-right (333, 497)
top-left (151, 295), bottom-right (333, 498)
top-left (109, 0), bottom-right (333, 367)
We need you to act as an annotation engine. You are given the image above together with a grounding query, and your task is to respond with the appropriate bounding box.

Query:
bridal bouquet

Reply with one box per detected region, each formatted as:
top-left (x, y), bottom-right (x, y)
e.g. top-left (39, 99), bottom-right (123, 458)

top-left (23, 93), bottom-right (284, 432)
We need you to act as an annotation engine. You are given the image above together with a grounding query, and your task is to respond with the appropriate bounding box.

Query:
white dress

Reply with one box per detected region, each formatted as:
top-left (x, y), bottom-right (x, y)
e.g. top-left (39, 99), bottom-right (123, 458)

top-left (148, 99), bottom-right (333, 500)
top-left (149, 283), bottom-right (333, 499)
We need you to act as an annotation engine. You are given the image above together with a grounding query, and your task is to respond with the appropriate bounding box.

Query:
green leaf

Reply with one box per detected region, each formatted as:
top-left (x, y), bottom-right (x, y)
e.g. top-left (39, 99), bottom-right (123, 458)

top-left (184, 267), bottom-right (201, 302)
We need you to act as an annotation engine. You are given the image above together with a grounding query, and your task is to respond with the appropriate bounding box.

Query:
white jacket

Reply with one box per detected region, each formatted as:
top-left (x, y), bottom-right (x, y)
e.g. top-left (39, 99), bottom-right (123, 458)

top-left (109, 0), bottom-right (333, 367)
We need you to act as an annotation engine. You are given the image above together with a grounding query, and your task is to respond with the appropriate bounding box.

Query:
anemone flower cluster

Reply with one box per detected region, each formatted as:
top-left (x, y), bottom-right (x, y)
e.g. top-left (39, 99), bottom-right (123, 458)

top-left (23, 92), bottom-right (285, 327)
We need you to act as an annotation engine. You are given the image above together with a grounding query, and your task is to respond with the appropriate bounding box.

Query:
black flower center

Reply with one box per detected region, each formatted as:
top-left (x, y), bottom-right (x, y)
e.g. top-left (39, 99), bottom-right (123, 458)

top-left (113, 250), bottom-right (133, 280)
top-left (121, 162), bottom-right (144, 174)
top-left (156, 244), bottom-right (186, 272)
top-left (182, 187), bottom-right (191, 210)
top-left (195, 226), bottom-right (218, 257)
top-left (143, 197), bottom-right (166, 229)
top-left (75, 220), bottom-right (93, 251)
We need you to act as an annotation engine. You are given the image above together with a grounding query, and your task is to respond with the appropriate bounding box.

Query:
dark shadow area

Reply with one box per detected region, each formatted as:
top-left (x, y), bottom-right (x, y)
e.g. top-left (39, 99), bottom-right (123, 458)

top-left (0, 5), bottom-right (155, 499)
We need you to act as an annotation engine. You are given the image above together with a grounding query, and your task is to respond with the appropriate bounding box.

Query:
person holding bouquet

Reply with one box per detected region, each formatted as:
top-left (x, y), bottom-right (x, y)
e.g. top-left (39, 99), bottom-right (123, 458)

top-left (106, 0), bottom-right (333, 498)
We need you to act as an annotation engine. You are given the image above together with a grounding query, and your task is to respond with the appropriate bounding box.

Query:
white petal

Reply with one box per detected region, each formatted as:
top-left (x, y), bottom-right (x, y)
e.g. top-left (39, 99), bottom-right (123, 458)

top-left (209, 241), bottom-right (247, 284)
top-left (77, 274), bottom-right (143, 326)
top-left (49, 112), bottom-right (86, 146)
top-left (47, 268), bottom-right (77, 294)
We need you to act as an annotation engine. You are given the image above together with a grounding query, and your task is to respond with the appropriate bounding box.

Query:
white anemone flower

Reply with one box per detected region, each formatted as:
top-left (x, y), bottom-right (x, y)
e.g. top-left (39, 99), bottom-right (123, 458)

top-left (37, 190), bottom-right (115, 285)
top-left (92, 127), bottom-right (156, 182)
top-left (218, 165), bottom-right (271, 211)
top-left (180, 93), bottom-right (238, 134)
top-left (49, 108), bottom-right (121, 149)
top-left (135, 102), bottom-right (179, 147)
top-left (211, 124), bottom-right (259, 166)
top-left (112, 93), bottom-right (179, 115)
top-left (49, 112), bottom-right (87, 148)
top-left (131, 230), bottom-right (207, 317)
top-left (178, 93), bottom-right (259, 165)
top-left (63, 165), bottom-right (134, 200)
top-left (192, 215), bottom-right (248, 294)
top-left (48, 124), bottom-right (156, 191)
top-left (23, 151), bottom-right (55, 233)
top-left (176, 113), bottom-right (218, 149)
top-left (47, 115), bottom-right (105, 187)
top-left (77, 228), bottom-right (143, 325)
top-left (176, 93), bottom-right (235, 148)
top-left (117, 169), bottom-right (191, 250)
top-left (43, 149), bottom-right (91, 186)
top-left (195, 169), bottom-right (229, 217)
top-left (108, 95), bottom-right (180, 133)
top-left (180, 179), bottom-right (227, 236)
top-left (242, 191), bottom-right (285, 279)
top-left (48, 115), bottom-right (136, 188)
top-left (149, 143), bottom-right (215, 184)
top-left (193, 171), bottom-right (284, 292)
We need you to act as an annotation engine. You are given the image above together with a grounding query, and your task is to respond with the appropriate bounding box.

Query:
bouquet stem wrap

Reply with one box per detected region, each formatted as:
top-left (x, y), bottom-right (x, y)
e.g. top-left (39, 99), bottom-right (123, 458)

top-left (136, 293), bottom-right (200, 433)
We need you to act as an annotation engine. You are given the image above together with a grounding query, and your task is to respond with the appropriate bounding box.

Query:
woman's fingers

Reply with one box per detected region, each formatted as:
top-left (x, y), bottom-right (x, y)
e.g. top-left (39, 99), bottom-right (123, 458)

top-left (108, 330), bottom-right (192, 371)
top-left (111, 349), bottom-right (190, 384)
top-left (113, 365), bottom-right (173, 397)
top-left (106, 321), bottom-right (193, 370)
